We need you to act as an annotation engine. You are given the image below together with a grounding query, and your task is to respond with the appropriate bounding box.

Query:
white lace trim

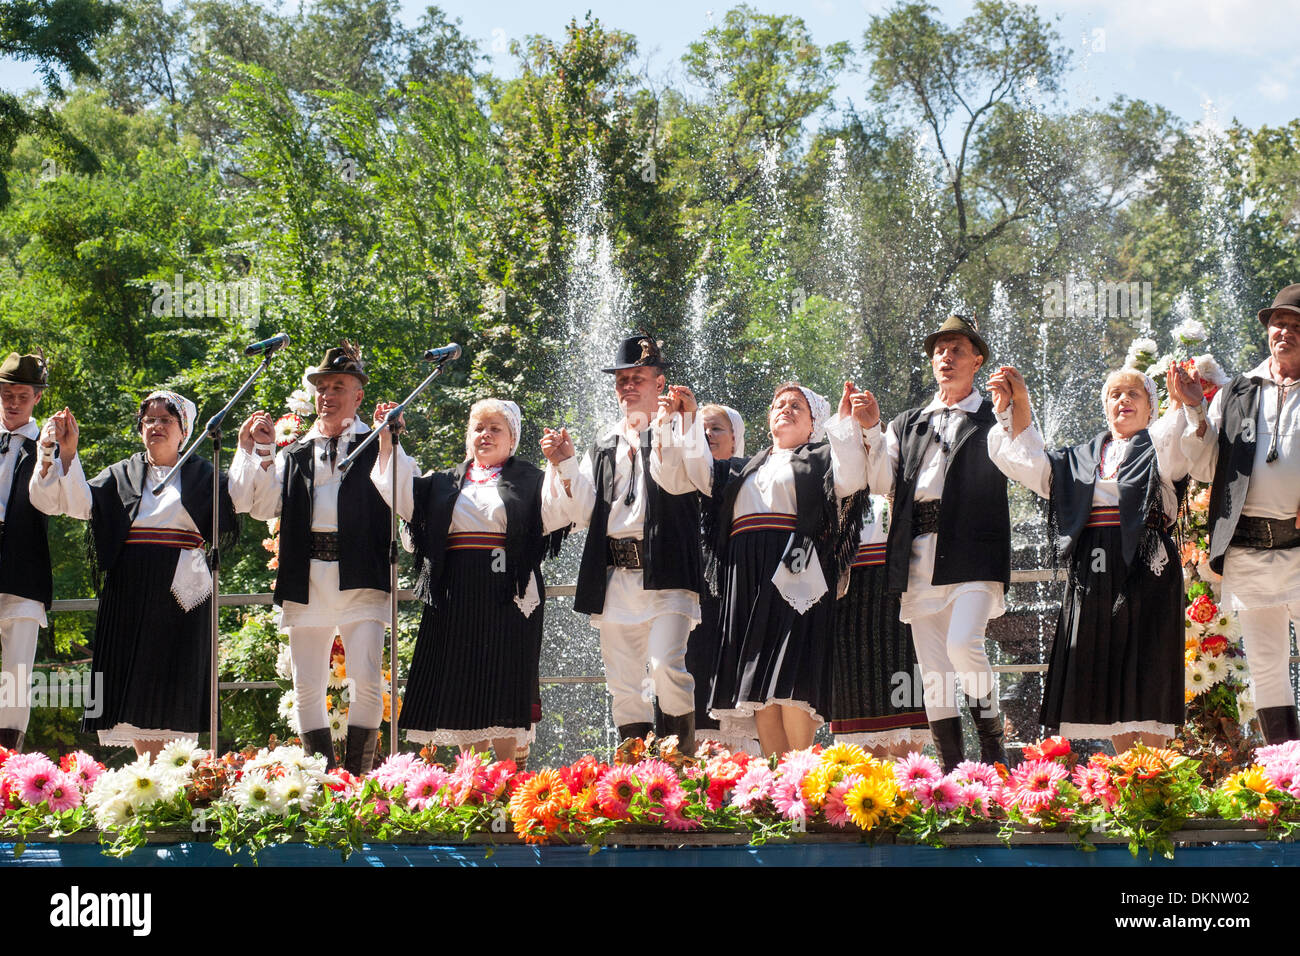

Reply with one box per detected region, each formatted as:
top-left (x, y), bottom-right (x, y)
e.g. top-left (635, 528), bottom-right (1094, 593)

top-left (513, 576), bottom-right (541, 619)
top-left (97, 723), bottom-right (194, 746)
top-left (170, 548), bottom-right (211, 612)
top-left (834, 727), bottom-right (933, 749)
top-left (714, 696), bottom-right (824, 724)
top-left (771, 538), bottom-right (827, 614)
top-left (1058, 720), bottom-right (1174, 740)
top-left (403, 725), bottom-right (536, 748)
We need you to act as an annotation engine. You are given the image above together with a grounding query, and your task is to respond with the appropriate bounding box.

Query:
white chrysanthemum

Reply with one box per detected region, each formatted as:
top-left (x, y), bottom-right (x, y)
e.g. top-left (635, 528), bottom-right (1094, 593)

top-left (120, 764), bottom-right (164, 809)
top-left (1186, 661), bottom-right (1209, 693)
top-left (156, 738), bottom-right (206, 779)
top-left (1230, 657), bottom-right (1251, 678)
top-left (93, 795), bottom-right (136, 829)
top-left (272, 771), bottom-right (317, 810)
top-left (328, 708), bottom-right (348, 742)
top-left (1192, 353), bottom-right (1230, 387)
top-left (277, 690), bottom-right (300, 733)
top-left (287, 388), bottom-right (315, 417)
top-left (1202, 657), bottom-right (1228, 686)
top-left (275, 644), bottom-right (293, 681)
top-left (1173, 317), bottom-right (1208, 345)
top-left (86, 768), bottom-right (126, 809)
top-left (232, 770), bottom-right (276, 813)
top-left (1125, 337), bottom-right (1159, 370)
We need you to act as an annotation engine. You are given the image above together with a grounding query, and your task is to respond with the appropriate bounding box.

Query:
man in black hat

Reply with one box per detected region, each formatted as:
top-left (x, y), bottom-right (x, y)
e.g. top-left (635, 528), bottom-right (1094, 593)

top-left (1174, 283), bottom-right (1300, 744)
top-left (0, 352), bottom-right (59, 750)
top-left (231, 342), bottom-right (412, 773)
top-left (856, 315), bottom-right (1010, 770)
top-left (540, 334), bottom-right (710, 751)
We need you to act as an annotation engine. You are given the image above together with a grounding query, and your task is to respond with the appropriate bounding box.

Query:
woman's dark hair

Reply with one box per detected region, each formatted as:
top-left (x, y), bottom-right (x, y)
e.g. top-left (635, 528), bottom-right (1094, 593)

top-left (135, 396), bottom-right (182, 432)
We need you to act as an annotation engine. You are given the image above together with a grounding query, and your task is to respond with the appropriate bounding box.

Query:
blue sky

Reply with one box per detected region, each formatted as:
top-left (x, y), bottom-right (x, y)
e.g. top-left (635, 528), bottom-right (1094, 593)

top-left (3, 1), bottom-right (1298, 131)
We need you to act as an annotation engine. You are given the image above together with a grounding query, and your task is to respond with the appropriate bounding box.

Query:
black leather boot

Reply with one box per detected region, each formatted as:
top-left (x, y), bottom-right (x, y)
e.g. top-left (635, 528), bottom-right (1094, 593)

top-left (616, 722), bottom-right (654, 743)
top-left (301, 727), bottom-right (338, 770)
top-left (662, 711), bottom-right (696, 755)
top-left (968, 694), bottom-right (1008, 767)
top-left (0, 728), bottom-right (23, 752)
top-left (929, 717), bottom-right (964, 772)
top-left (344, 725), bottom-right (380, 777)
top-left (1257, 705), bottom-right (1300, 744)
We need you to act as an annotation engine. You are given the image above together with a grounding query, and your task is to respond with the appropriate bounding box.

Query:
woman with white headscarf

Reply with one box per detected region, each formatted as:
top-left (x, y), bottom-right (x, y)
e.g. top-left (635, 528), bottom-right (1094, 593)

top-left (371, 397), bottom-right (568, 763)
top-left (988, 365), bottom-right (1193, 751)
top-left (29, 391), bottom-right (239, 756)
top-left (706, 381), bottom-right (874, 756)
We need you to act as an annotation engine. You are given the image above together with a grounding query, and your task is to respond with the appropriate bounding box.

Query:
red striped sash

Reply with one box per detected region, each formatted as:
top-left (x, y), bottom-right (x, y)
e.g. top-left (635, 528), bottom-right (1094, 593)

top-left (447, 531), bottom-right (507, 551)
top-left (851, 543), bottom-right (887, 567)
top-left (1085, 507), bottom-right (1121, 528)
top-left (730, 512), bottom-right (797, 537)
top-left (124, 527), bottom-right (204, 550)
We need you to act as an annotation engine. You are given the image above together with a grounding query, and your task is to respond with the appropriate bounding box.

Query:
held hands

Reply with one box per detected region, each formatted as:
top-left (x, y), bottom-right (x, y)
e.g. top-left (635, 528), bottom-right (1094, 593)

top-left (540, 427), bottom-right (575, 467)
top-left (987, 365), bottom-right (1030, 415)
top-left (39, 407), bottom-right (78, 474)
top-left (656, 385), bottom-right (698, 426)
top-left (373, 402), bottom-right (405, 452)
top-left (238, 411), bottom-right (275, 455)
top-left (840, 382), bottom-right (880, 429)
top-left (1167, 361), bottom-right (1205, 408)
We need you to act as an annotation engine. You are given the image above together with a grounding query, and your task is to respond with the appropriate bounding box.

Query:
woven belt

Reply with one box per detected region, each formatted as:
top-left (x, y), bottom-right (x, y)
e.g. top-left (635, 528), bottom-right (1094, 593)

top-left (851, 543), bottom-right (887, 568)
top-left (730, 513), bottom-right (798, 537)
top-left (310, 531), bottom-right (340, 562)
top-left (1085, 506), bottom-right (1121, 528)
top-left (911, 500), bottom-right (941, 538)
top-left (607, 537), bottom-right (644, 570)
top-left (447, 531), bottom-right (506, 551)
top-left (124, 527), bottom-right (204, 550)
top-left (1231, 515), bottom-right (1300, 551)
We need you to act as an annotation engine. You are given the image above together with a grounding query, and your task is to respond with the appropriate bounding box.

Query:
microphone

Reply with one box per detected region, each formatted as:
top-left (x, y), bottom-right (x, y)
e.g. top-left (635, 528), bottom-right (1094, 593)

top-left (423, 343), bottom-right (462, 362)
top-left (244, 332), bottom-right (291, 356)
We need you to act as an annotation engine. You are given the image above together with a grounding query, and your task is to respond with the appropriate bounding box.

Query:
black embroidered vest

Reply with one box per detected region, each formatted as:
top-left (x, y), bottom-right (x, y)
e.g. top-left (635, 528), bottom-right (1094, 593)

top-left (0, 437), bottom-right (52, 607)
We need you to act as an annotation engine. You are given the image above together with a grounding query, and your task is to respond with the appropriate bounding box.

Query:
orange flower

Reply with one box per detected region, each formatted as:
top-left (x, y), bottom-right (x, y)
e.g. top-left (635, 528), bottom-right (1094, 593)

top-left (509, 768), bottom-right (572, 838)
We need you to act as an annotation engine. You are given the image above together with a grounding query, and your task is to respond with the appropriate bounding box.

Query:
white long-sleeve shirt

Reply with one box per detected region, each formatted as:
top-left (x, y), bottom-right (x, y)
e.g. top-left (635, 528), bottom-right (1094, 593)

top-left (1180, 359), bottom-right (1300, 611)
top-left (862, 388), bottom-right (1005, 623)
top-left (541, 413), bottom-right (712, 626)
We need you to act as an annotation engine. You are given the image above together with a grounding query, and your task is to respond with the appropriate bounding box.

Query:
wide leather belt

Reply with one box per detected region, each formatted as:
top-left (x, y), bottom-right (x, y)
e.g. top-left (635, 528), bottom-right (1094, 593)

top-left (1231, 515), bottom-right (1300, 551)
top-left (310, 531), bottom-right (341, 562)
top-left (607, 537), bottom-right (645, 570)
top-left (911, 500), bottom-right (941, 538)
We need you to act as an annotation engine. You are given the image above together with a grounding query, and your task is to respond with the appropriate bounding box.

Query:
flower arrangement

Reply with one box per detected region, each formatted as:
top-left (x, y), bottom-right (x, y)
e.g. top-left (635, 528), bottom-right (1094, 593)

top-left (1, 735), bottom-right (1292, 862)
top-left (1176, 587), bottom-right (1255, 779)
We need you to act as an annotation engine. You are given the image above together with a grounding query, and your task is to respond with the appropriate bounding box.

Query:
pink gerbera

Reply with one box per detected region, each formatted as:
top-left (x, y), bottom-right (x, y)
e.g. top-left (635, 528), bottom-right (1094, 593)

top-left (1072, 764), bottom-right (1118, 810)
top-left (62, 751), bottom-right (104, 790)
top-left (1011, 759), bottom-right (1067, 813)
top-left (772, 776), bottom-right (807, 821)
top-left (371, 752), bottom-right (423, 789)
top-left (776, 748), bottom-right (820, 783)
top-left (919, 774), bottom-right (962, 812)
top-left (595, 764), bottom-right (638, 819)
top-left (952, 760), bottom-right (1000, 789)
top-left (481, 760), bottom-right (517, 801)
top-left (730, 764), bottom-right (774, 811)
top-left (823, 774), bottom-right (861, 828)
top-left (636, 760), bottom-right (684, 807)
top-left (957, 780), bottom-right (991, 818)
top-left (894, 752), bottom-right (943, 793)
top-left (663, 803), bottom-right (701, 831)
top-left (11, 754), bottom-right (57, 806)
top-left (42, 771), bottom-right (82, 813)
top-left (405, 766), bottom-right (450, 811)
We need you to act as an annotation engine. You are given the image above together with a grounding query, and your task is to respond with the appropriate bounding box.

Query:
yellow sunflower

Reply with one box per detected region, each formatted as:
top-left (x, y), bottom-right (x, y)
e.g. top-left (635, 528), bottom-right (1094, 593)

top-left (844, 777), bottom-right (895, 831)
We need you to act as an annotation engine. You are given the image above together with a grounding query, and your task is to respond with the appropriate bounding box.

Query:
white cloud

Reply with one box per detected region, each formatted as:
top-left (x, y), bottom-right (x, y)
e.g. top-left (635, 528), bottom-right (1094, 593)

top-left (1037, 0), bottom-right (1298, 56)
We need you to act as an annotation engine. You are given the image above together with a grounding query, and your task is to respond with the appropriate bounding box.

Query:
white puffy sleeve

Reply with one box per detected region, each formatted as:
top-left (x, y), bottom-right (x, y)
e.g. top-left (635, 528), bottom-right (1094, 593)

top-left (987, 415), bottom-right (1052, 500)
top-left (824, 414), bottom-right (868, 499)
top-left (651, 412), bottom-right (714, 496)
top-left (227, 447), bottom-right (284, 520)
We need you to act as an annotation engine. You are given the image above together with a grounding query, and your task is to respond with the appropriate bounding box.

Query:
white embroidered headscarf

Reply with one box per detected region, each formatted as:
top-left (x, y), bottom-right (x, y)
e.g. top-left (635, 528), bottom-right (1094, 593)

top-left (770, 384), bottom-right (830, 445)
top-left (144, 390), bottom-right (197, 444)
top-left (720, 405), bottom-right (746, 458)
top-left (1100, 369), bottom-right (1158, 428)
top-left (466, 398), bottom-right (522, 459)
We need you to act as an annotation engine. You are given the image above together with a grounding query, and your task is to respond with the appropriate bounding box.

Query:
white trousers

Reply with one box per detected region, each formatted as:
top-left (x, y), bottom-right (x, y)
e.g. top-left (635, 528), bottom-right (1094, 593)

top-left (0, 619), bottom-right (39, 733)
top-left (1236, 602), bottom-right (1300, 710)
top-left (290, 620), bottom-right (386, 732)
top-left (598, 615), bottom-right (696, 727)
top-left (908, 590), bottom-right (999, 721)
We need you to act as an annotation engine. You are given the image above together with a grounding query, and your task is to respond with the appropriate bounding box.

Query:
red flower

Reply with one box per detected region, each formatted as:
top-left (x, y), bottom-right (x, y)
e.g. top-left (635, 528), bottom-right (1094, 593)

top-left (1188, 595), bottom-right (1218, 624)
top-left (1201, 634), bottom-right (1229, 656)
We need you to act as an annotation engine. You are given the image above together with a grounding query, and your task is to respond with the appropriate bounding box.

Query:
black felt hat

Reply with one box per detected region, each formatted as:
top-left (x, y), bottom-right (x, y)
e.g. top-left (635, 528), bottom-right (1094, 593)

top-left (306, 340), bottom-right (369, 386)
top-left (923, 314), bottom-right (989, 362)
top-left (0, 351), bottom-right (49, 387)
top-left (1258, 283), bottom-right (1300, 327)
top-left (601, 333), bottom-right (670, 374)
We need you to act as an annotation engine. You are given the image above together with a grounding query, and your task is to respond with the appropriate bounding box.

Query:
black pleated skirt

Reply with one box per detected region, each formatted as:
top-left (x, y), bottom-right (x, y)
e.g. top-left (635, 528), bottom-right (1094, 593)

top-left (400, 549), bottom-right (539, 742)
top-left (1040, 525), bottom-right (1184, 733)
top-left (829, 563), bottom-right (930, 738)
top-left (84, 543), bottom-right (211, 738)
top-left (709, 529), bottom-right (833, 721)
top-left (685, 594), bottom-right (723, 732)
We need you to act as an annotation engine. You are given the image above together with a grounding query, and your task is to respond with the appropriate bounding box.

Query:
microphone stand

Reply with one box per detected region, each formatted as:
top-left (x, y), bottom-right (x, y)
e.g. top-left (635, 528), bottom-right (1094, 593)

top-left (153, 351), bottom-right (278, 758)
top-left (338, 353), bottom-right (456, 758)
